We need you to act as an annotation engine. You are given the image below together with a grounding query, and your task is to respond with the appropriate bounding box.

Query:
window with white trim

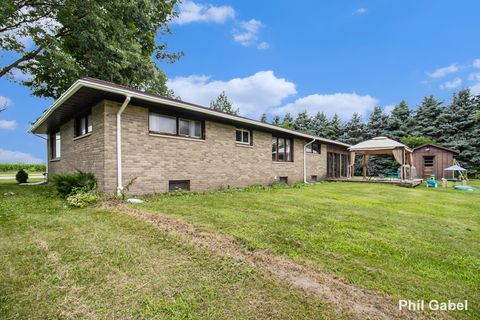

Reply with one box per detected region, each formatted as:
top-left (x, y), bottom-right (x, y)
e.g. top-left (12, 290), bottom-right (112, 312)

top-left (50, 130), bottom-right (61, 159)
top-left (235, 129), bottom-right (251, 145)
top-left (75, 109), bottom-right (92, 137)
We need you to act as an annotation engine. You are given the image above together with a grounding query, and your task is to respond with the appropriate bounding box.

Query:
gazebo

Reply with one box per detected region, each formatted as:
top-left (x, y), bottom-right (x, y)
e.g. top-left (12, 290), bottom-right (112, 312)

top-left (348, 136), bottom-right (414, 180)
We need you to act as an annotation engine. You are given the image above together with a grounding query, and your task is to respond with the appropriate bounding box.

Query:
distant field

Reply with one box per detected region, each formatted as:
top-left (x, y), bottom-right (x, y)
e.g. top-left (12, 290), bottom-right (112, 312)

top-left (0, 163), bottom-right (46, 173)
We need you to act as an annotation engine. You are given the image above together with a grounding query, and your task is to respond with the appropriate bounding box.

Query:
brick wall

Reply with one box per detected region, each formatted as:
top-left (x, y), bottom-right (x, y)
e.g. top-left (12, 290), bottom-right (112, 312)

top-left (49, 99), bottom-right (331, 195)
top-left (107, 101), bottom-right (329, 194)
top-left (47, 101), bottom-right (106, 189)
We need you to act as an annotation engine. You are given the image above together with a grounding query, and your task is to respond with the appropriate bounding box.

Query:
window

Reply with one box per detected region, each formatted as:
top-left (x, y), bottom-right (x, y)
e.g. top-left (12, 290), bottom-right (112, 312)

top-left (149, 112), bottom-right (203, 139)
top-left (424, 156), bottom-right (434, 167)
top-left (149, 113), bottom-right (176, 134)
top-left (279, 176), bottom-right (288, 184)
top-left (169, 180), bottom-right (190, 192)
top-left (306, 142), bottom-right (321, 154)
top-left (75, 110), bottom-right (92, 137)
top-left (272, 136), bottom-right (293, 162)
top-left (311, 175), bottom-right (318, 182)
top-left (179, 118), bottom-right (202, 138)
top-left (235, 129), bottom-right (251, 145)
top-left (50, 130), bottom-right (61, 159)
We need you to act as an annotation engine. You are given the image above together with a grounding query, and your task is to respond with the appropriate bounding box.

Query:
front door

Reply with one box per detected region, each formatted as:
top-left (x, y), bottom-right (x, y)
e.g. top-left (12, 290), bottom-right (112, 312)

top-left (423, 156), bottom-right (435, 179)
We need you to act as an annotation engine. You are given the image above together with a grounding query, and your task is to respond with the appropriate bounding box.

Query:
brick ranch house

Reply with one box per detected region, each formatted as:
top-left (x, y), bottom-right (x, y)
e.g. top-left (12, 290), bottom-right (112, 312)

top-left (30, 78), bottom-right (351, 195)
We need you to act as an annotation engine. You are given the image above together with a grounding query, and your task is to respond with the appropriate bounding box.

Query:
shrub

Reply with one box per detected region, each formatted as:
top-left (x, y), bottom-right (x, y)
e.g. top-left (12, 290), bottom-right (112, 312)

top-left (66, 187), bottom-right (100, 208)
top-left (15, 169), bottom-right (28, 183)
top-left (51, 171), bottom-right (96, 197)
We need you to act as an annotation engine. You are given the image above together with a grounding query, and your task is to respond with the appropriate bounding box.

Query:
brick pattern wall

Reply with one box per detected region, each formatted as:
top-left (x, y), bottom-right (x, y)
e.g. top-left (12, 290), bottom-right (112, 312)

top-left (47, 101), bottom-right (106, 189)
top-left (105, 101), bottom-right (329, 194)
top-left (49, 99), bottom-right (333, 195)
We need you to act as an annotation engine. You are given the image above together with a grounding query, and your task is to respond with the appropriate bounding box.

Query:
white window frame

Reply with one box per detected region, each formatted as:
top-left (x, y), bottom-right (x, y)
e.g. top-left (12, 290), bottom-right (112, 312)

top-left (235, 128), bottom-right (251, 145)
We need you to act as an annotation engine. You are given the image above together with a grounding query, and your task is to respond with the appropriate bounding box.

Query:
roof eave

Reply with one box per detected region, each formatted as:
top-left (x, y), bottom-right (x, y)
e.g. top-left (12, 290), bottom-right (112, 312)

top-left (29, 79), bottom-right (351, 148)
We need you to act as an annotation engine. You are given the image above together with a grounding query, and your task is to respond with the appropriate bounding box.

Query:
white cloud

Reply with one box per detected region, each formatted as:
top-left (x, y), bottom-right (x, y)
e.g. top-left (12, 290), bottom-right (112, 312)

top-left (473, 59), bottom-right (480, 68)
top-left (167, 71), bottom-right (297, 117)
top-left (272, 93), bottom-right (379, 120)
top-left (352, 8), bottom-right (368, 15)
top-left (0, 120), bottom-right (18, 131)
top-left (0, 95), bottom-right (12, 108)
top-left (0, 149), bottom-right (44, 164)
top-left (470, 83), bottom-right (480, 95)
top-left (174, 0), bottom-right (235, 25)
top-left (8, 68), bottom-right (32, 82)
top-left (257, 41), bottom-right (270, 50)
top-left (427, 64), bottom-right (459, 78)
top-left (468, 72), bottom-right (480, 81)
top-left (383, 104), bottom-right (396, 115)
top-left (233, 19), bottom-right (263, 46)
top-left (440, 77), bottom-right (462, 90)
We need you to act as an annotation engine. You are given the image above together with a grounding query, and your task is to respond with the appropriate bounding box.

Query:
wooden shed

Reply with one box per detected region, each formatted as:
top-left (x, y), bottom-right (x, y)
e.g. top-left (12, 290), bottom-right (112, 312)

top-left (412, 144), bottom-right (459, 180)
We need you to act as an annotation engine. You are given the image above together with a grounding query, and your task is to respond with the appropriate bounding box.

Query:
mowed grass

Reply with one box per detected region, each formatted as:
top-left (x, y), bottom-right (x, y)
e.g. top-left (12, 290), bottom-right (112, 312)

top-left (139, 181), bottom-right (480, 319)
top-left (0, 180), bottom-right (342, 319)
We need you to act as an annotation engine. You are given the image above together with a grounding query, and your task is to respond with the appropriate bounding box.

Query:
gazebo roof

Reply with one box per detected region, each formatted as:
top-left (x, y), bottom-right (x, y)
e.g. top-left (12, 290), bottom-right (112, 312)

top-left (348, 136), bottom-right (412, 153)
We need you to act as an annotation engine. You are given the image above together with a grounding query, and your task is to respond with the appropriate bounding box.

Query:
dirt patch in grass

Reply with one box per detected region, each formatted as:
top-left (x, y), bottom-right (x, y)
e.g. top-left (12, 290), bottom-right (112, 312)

top-left (36, 239), bottom-right (95, 319)
top-left (107, 202), bottom-right (427, 320)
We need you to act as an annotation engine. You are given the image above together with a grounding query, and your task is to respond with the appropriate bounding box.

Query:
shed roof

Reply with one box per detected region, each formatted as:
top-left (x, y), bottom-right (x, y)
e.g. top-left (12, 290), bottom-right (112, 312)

top-left (413, 144), bottom-right (459, 154)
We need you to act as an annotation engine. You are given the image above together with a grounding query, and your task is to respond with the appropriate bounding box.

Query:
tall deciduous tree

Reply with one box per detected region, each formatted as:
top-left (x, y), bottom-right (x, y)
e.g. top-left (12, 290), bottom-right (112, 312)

top-left (210, 91), bottom-right (239, 115)
top-left (0, 0), bottom-right (181, 98)
top-left (386, 100), bottom-right (414, 141)
top-left (412, 95), bottom-right (443, 140)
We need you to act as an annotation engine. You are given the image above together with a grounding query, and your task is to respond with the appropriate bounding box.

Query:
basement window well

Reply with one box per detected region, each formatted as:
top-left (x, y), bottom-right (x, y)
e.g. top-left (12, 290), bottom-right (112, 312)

top-left (169, 180), bottom-right (190, 192)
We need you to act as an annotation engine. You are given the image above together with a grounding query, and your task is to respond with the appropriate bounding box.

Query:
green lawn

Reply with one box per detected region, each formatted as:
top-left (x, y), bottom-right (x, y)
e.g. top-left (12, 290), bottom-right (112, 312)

top-left (0, 180), bottom-right (341, 319)
top-left (138, 181), bottom-right (480, 319)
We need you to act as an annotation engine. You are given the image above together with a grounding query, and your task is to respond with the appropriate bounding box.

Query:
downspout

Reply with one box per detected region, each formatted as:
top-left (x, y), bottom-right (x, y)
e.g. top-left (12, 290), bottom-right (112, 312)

top-left (304, 138), bottom-right (316, 183)
top-left (116, 95), bottom-right (131, 196)
top-left (32, 133), bottom-right (48, 179)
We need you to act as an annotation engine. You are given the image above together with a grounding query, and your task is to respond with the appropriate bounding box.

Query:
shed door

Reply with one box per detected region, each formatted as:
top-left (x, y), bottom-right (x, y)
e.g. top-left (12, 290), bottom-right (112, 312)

top-left (423, 156), bottom-right (435, 179)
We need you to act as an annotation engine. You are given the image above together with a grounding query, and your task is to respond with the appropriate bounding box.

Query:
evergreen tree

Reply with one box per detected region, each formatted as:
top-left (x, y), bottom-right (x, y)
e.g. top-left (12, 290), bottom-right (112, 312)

top-left (439, 89), bottom-right (479, 172)
top-left (325, 114), bottom-right (342, 140)
top-left (364, 106), bottom-right (392, 175)
top-left (293, 111), bottom-right (312, 133)
top-left (339, 113), bottom-right (365, 145)
top-left (281, 113), bottom-right (294, 129)
top-left (412, 96), bottom-right (443, 140)
top-left (310, 112), bottom-right (329, 137)
top-left (272, 115), bottom-right (281, 126)
top-left (210, 91), bottom-right (239, 115)
top-left (386, 100), bottom-right (414, 141)
top-left (260, 113), bottom-right (267, 123)
top-left (365, 106), bottom-right (389, 139)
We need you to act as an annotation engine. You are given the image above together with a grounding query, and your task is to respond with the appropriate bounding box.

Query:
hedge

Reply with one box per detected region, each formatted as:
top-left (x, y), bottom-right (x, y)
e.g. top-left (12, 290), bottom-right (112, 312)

top-left (0, 164), bottom-right (46, 172)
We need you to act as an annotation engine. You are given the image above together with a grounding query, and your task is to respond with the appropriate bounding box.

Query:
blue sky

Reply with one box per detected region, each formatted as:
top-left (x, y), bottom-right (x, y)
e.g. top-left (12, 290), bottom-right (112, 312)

top-left (1, 0), bottom-right (480, 163)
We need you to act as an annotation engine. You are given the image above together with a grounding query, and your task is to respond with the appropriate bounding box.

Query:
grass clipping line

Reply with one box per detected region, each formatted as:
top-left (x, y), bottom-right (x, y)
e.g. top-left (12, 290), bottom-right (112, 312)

top-left (106, 202), bottom-right (426, 320)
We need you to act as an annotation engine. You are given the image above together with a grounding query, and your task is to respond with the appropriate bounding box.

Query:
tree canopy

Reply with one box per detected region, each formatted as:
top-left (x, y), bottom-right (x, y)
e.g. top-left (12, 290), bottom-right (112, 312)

top-left (0, 0), bottom-right (181, 98)
top-left (209, 91), bottom-right (239, 115)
